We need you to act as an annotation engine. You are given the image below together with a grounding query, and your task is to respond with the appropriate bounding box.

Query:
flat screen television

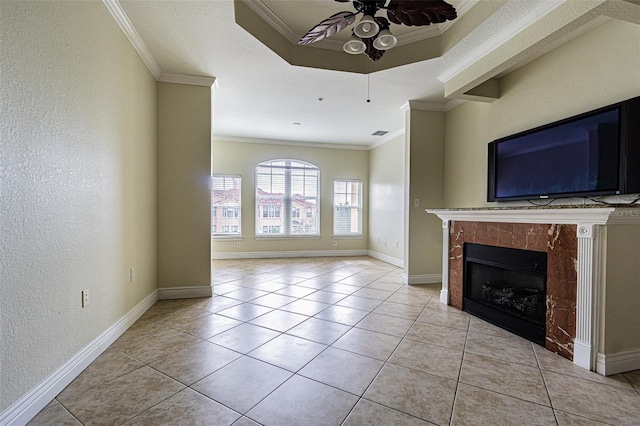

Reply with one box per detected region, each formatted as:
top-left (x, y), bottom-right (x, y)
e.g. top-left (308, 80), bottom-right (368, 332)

top-left (487, 96), bottom-right (640, 202)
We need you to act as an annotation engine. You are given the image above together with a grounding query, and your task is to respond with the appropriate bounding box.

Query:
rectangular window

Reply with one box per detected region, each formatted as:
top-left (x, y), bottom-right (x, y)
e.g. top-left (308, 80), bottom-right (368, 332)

top-left (212, 175), bottom-right (241, 237)
top-left (256, 160), bottom-right (319, 237)
top-left (333, 179), bottom-right (362, 236)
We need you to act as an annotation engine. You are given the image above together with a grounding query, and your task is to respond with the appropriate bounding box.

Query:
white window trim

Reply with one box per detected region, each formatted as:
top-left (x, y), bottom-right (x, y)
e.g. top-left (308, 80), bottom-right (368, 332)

top-left (255, 159), bottom-right (320, 238)
top-left (212, 174), bottom-right (242, 239)
top-left (333, 179), bottom-right (363, 237)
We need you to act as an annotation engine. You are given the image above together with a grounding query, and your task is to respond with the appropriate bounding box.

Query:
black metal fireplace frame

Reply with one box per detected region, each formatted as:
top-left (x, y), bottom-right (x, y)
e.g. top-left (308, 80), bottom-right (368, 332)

top-left (463, 243), bottom-right (547, 346)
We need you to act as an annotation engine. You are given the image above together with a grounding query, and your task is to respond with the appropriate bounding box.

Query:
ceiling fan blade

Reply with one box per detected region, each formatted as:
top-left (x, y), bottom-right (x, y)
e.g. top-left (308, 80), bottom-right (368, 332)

top-left (387, 0), bottom-right (457, 26)
top-left (298, 11), bottom-right (357, 45)
top-left (364, 37), bottom-right (384, 61)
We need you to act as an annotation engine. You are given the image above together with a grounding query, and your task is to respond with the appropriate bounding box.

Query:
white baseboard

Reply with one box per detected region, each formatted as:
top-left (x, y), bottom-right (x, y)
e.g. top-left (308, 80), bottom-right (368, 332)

top-left (212, 249), bottom-right (368, 260)
top-left (0, 291), bottom-right (158, 426)
top-left (596, 348), bottom-right (640, 376)
top-left (366, 250), bottom-right (403, 268)
top-left (402, 273), bottom-right (442, 285)
top-left (157, 285), bottom-right (212, 300)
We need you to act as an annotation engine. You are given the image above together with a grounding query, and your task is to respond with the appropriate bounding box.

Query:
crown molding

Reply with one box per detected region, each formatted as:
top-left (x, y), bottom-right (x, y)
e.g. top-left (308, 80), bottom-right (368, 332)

top-left (437, 0), bottom-right (565, 83)
top-left (400, 100), bottom-right (446, 112)
top-left (399, 99), bottom-right (467, 112)
top-left (158, 73), bottom-right (218, 88)
top-left (212, 135), bottom-right (370, 151)
top-left (103, 0), bottom-right (218, 88)
top-left (397, 0), bottom-right (479, 46)
top-left (444, 98), bottom-right (466, 111)
top-left (242, 0), bottom-right (299, 44)
top-left (102, 0), bottom-right (161, 79)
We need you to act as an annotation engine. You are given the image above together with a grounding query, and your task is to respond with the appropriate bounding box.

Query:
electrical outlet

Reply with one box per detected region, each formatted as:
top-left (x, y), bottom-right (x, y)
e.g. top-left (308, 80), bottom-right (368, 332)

top-left (333, 240), bottom-right (338, 247)
top-left (130, 268), bottom-right (135, 283)
top-left (414, 198), bottom-right (420, 208)
top-left (82, 289), bottom-right (89, 307)
top-left (236, 242), bottom-right (241, 248)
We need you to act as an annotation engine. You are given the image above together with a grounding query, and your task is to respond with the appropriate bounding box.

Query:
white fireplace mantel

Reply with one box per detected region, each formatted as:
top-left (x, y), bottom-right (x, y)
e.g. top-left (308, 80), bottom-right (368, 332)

top-left (427, 206), bottom-right (640, 374)
top-left (427, 206), bottom-right (640, 225)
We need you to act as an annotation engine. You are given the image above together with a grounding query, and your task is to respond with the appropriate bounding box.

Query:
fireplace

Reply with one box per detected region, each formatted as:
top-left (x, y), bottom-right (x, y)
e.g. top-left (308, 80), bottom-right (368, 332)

top-left (464, 243), bottom-right (547, 346)
top-left (428, 207), bottom-right (640, 374)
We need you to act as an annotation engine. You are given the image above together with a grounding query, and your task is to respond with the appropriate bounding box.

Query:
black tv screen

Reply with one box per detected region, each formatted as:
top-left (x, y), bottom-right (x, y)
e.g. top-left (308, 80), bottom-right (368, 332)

top-left (489, 107), bottom-right (621, 201)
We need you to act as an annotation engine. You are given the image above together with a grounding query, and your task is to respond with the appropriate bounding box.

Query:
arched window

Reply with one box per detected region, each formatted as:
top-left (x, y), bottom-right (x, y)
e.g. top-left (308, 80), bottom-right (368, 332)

top-left (255, 159), bottom-right (319, 236)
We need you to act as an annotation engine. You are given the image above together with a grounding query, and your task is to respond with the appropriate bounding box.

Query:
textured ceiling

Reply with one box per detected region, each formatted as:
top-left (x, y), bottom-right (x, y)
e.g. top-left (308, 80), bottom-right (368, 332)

top-left (117, 0), bottom-right (562, 147)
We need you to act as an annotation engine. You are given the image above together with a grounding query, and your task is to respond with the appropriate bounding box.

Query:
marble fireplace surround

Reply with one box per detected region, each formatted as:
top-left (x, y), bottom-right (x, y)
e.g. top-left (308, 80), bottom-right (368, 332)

top-left (428, 206), bottom-right (640, 375)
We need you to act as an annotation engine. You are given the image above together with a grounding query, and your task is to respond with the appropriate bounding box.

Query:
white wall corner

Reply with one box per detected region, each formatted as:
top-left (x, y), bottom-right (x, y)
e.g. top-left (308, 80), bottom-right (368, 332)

top-left (0, 290), bottom-right (158, 426)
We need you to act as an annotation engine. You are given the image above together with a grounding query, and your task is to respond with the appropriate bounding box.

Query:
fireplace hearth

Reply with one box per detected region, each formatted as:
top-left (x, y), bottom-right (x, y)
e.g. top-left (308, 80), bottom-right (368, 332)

top-left (464, 243), bottom-right (547, 345)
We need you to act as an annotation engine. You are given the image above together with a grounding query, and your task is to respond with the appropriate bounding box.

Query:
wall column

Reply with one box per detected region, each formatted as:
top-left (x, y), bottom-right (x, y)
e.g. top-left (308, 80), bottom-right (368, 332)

top-left (157, 81), bottom-right (214, 297)
top-left (402, 102), bottom-right (445, 284)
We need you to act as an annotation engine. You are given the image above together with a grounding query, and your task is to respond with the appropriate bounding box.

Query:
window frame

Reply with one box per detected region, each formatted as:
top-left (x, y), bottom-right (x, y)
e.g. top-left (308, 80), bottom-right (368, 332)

top-left (255, 159), bottom-right (320, 238)
top-left (212, 174), bottom-right (242, 239)
top-left (333, 179), bottom-right (363, 237)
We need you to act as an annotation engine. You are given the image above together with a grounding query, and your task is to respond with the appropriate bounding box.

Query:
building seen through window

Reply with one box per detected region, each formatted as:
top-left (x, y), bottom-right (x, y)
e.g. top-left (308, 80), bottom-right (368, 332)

top-left (255, 160), bottom-right (319, 236)
top-left (212, 175), bottom-right (241, 236)
top-left (333, 179), bottom-right (362, 236)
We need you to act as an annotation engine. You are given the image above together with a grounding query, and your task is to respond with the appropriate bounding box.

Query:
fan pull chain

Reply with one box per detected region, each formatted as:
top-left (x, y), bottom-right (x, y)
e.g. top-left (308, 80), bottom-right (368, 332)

top-left (367, 74), bottom-right (371, 103)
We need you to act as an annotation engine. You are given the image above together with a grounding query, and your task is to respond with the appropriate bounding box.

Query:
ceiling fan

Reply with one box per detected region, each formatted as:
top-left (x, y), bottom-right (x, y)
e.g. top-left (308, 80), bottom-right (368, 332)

top-left (298, 0), bottom-right (458, 61)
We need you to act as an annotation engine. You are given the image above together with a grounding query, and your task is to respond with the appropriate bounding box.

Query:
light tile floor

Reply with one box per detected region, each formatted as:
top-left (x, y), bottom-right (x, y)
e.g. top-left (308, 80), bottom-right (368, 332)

top-left (29, 257), bottom-right (640, 425)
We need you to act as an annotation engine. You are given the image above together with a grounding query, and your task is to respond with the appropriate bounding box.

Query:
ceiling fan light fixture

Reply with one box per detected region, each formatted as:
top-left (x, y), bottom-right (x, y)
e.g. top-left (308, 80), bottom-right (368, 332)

top-left (372, 29), bottom-right (397, 50)
top-left (353, 14), bottom-right (379, 38)
top-left (343, 34), bottom-right (366, 54)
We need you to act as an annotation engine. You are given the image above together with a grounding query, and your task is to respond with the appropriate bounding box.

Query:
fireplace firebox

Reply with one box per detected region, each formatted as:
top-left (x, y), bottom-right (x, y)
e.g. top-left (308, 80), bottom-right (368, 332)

top-left (464, 243), bottom-right (547, 345)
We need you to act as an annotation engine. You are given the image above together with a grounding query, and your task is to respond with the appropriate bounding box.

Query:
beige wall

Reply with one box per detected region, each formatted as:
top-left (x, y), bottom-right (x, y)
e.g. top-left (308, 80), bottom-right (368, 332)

top-left (368, 134), bottom-right (405, 264)
top-left (441, 19), bottom-right (640, 362)
top-left (211, 140), bottom-right (369, 255)
top-left (444, 19), bottom-right (640, 208)
top-left (157, 83), bottom-right (212, 289)
top-left (602, 224), bottom-right (640, 353)
top-left (404, 108), bottom-right (445, 281)
top-left (0, 1), bottom-right (157, 412)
